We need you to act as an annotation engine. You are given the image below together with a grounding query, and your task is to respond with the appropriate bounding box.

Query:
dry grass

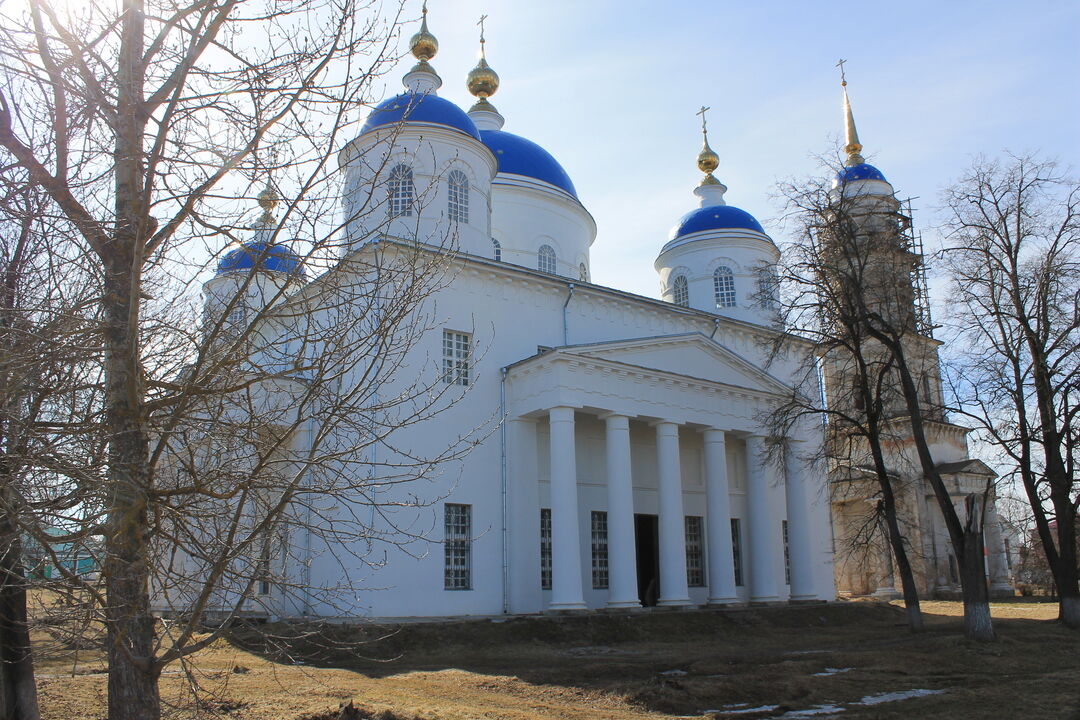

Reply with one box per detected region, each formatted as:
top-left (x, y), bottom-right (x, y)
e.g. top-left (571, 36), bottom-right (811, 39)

top-left (35, 598), bottom-right (1080, 720)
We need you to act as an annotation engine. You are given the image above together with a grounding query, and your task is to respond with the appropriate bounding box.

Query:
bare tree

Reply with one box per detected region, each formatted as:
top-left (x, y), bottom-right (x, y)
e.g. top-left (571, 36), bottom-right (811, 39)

top-left (942, 154), bottom-right (1080, 629)
top-left (768, 165), bottom-right (926, 632)
top-left (0, 0), bottom-right (486, 717)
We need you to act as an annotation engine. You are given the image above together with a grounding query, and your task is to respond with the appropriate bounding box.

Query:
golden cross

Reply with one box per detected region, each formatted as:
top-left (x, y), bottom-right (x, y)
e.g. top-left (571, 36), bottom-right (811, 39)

top-left (836, 58), bottom-right (848, 86)
top-left (478, 14), bottom-right (488, 56)
top-left (696, 105), bottom-right (710, 138)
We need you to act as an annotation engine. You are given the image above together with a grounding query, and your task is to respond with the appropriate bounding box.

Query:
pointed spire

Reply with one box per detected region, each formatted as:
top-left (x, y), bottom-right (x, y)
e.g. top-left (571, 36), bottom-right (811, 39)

top-left (467, 14), bottom-right (504, 130)
top-left (693, 106), bottom-right (727, 207)
top-left (404, 1), bottom-right (442, 93)
top-left (837, 59), bottom-right (865, 167)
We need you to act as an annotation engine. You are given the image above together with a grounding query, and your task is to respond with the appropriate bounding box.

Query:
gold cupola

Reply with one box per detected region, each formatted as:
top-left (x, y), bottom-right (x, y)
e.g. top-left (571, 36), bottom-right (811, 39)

top-left (467, 15), bottom-right (500, 112)
top-left (409, 1), bottom-right (438, 66)
top-left (696, 105), bottom-right (721, 186)
top-left (255, 183), bottom-right (278, 228)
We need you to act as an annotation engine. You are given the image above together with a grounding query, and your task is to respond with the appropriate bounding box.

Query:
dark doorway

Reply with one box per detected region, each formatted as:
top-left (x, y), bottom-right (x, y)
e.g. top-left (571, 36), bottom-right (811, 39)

top-left (635, 514), bottom-right (660, 606)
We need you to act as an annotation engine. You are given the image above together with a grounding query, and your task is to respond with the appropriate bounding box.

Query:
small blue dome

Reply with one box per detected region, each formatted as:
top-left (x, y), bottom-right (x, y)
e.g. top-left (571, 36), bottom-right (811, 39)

top-left (479, 129), bottom-right (578, 199)
top-left (837, 163), bottom-right (888, 183)
top-left (360, 93), bottom-right (480, 141)
top-left (670, 205), bottom-right (765, 240)
top-left (216, 241), bottom-right (304, 277)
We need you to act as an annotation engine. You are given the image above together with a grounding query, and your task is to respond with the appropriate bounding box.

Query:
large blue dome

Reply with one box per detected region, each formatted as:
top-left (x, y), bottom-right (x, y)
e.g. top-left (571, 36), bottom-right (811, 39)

top-left (837, 163), bottom-right (888, 183)
top-left (670, 205), bottom-right (765, 240)
top-left (479, 129), bottom-right (578, 199)
top-left (216, 241), bottom-right (304, 277)
top-left (360, 93), bottom-right (481, 141)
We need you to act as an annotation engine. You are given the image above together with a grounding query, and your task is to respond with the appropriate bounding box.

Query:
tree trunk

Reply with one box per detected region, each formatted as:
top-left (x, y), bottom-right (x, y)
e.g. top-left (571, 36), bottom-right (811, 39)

top-left (1052, 516), bottom-right (1080, 629)
top-left (959, 518), bottom-right (995, 642)
top-left (882, 500), bottom-right (924, 632)
top-left (0, 519), bottom-right (40, 720)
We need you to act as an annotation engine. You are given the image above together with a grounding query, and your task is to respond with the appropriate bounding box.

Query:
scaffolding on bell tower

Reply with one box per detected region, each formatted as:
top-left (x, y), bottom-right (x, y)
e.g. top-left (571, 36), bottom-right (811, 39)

top-left (897, 197), bottom-right (934, 338)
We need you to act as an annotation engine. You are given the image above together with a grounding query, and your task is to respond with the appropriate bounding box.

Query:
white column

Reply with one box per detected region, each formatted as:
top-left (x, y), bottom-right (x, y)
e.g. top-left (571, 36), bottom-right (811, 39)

top-left (703, 429), bottom-right (738, 605)
top-left (986, 509), bottom-right (1013, 593)
top-left (656, 421), bottom-right (691, 606)
top-left (604, 414), bottom-right (640, 608)
top-left (507, 417), bottom-right (542, 614)
top-left (548, 407), bottom-right (586, 610)
top-left (746, 435), bottom-right (780, 602)
top-left (783, 441), bottom-right (817, 601)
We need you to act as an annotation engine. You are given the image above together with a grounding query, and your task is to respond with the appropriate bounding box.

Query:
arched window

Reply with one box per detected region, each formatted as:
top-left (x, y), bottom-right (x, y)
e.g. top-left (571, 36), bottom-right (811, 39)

top-left (714, 266), bottom-right (736, 308)
top-left (579, 263), bottom-right (589, 282)
top-left (492, 238), bottom-right (502, 262)
top-left (672, 275), bottom-right (689, 307)
top-left (388, 163), bottom-right (413, 218)
top-left (447, 169), bottom-right (469, 223)
top-left (757, 265), bottom-right (779, 309)
top-left (538, 244), bottom-right (556, 274)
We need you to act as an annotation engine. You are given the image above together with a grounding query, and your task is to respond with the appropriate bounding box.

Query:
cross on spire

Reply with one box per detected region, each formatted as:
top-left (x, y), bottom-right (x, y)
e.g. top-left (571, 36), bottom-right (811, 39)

top-left (836, 58), bottom-right (848, 87)
top-left (478, 14), bottom-right (487, 56)
top-left (697, 105), bottom-right (710, 139)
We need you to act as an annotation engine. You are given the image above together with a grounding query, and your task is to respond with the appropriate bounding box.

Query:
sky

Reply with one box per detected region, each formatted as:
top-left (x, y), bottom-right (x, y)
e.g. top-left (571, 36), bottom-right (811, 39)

top-left (368, 0), bottom-right (1080, 300)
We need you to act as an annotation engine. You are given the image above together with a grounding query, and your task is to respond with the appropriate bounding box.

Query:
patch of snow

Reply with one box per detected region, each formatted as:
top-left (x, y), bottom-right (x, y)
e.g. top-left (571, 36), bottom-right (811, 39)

top-left (812, 667), bottom-right (854, 677)
top-left (786, 649), bottom-right (829, 655)
top-left (855, 689), bottom-right (945, 706)
top-left (777, 704), bottom-right (845, 718)
top-left (712, 705), bottom-right (780, 716)
top-left (660, 669), bottom-right (689, 677)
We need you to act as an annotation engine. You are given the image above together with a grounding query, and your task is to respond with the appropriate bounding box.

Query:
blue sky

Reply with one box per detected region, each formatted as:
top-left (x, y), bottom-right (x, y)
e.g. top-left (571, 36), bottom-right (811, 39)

top-left (371, 0), bottom-right (1080, 298)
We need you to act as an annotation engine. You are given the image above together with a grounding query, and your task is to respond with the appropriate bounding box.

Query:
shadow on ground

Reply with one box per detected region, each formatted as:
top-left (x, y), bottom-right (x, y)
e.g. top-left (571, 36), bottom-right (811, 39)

top-left (225, 600), bottom-right (1080, 719)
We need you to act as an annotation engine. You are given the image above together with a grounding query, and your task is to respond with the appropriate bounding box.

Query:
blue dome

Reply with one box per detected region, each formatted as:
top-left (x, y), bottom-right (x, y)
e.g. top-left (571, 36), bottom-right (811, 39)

top-left (216, 241), bottom-right (304, 277)
top-left (479, 129), bottom-right (578, 199)
top-left (670, 205), bottom-right (766, 240)
top-left (837, 163), bottom-right (888, 183)
top-left (360, 93), bottom-right (480, 141)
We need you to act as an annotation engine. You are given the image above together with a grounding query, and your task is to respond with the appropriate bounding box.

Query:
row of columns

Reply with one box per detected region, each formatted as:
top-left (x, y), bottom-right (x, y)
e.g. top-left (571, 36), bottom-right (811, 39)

top-left (546, 406), bottom-right (817, 610)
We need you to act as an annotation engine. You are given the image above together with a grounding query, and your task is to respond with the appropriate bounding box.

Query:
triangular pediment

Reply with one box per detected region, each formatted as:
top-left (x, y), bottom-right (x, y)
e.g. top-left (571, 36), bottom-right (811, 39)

top-left (559, 332), bottom-right (791, 396)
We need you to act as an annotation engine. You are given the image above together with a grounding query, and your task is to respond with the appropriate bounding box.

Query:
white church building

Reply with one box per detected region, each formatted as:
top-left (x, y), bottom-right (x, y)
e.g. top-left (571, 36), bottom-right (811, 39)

top-left (176, 11), bottom-right (859, 620)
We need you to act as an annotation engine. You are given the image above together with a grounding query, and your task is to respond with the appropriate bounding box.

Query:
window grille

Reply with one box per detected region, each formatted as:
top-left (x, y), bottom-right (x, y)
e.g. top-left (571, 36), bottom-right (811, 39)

top-left (731, 518), bottom-right (743, 587)
top-left (256, 557), bottom-right (271, 596)
top-left (444, 503), bottom-right (472, 590)
top-left (538, 244), bottom-right (557, 274)
top-left (442, 330), bottom-right (471, 386)
top-left (492, 238), bottom-right (502, 262)
top-left (540, 508), bottom-right (552, 590)
top-left (714, 266), bottom-right (736, 308)
top-left (672, 275), bottom-right (689, 307)
top-left (388, 163), bottom-right (414, 218)
top-left (448, 169), bottom-right (469, 223)
top-left (591, 511), bottom-right (609, 589)
top-left (685, 516), bottom-right (705, 587)
top-left (782, 520), bottom-right (791, 585)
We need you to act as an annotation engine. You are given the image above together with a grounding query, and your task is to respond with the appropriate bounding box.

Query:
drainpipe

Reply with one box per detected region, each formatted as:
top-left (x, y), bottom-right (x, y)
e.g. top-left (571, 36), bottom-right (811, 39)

top-left (562, 283), bottom-right (576, 345)
top-left (499, 366), bottom-right (509, 614)
top-left (709, 317), bottom-right (721, 340)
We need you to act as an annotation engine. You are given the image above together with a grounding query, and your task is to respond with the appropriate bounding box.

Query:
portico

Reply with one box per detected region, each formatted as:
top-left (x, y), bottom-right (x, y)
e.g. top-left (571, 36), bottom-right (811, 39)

top-left (503, 333), bottom-right (831, 613)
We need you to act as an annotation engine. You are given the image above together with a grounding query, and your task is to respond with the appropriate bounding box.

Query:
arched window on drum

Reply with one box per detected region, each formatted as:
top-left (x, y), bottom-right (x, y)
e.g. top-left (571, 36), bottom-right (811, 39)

top-left (388, 163), bottom-right (414, 218)
top-left (714, 266), bottom-right (736, 308)
top-left (538, 244), bottom-right (556, 274)
top-left (447, 169), bottom-right (469, 223)
top-left (672, 275), bottom-right (689, 307)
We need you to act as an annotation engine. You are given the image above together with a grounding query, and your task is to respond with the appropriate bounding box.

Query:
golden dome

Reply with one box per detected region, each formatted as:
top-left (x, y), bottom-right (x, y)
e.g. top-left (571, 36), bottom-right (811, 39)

top-left (409, 4), bottom-right (438, 62)
top-left (697, 141), bottom-right (719, 175)
top-left (257, 184), bottom-right (279, 212)
top-left (467, 57), bottom-right (499, 98)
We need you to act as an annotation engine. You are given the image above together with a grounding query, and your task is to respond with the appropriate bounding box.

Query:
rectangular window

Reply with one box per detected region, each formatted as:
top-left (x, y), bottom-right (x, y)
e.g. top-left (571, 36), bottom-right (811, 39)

top-left (591, 511), bottom-right (609, 589)
top-left (731, 518), bottom-right (743, 587)
top-left (685, 516), bottom-right (705, 587)
top-left (256, 557), bottom-right (271, 596)
top-left (442, 330), bottom-right (471, 386)
top-left (444, 503), bottom-right (471, 590)
top-left (782, 520), bottom-right (791, 585)
top-left (540, 508), bottom-right (552, 590)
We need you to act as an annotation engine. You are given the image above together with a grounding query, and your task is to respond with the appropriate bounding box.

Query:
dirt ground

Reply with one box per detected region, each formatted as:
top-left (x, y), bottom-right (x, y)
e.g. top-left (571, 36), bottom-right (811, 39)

top-left (35, 598), bottom-right (1080, 720)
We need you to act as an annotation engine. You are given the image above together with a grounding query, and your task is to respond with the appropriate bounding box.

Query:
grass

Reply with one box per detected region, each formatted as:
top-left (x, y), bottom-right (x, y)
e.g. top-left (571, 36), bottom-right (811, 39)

top-left (35, 598), bottom-right (1080, 719)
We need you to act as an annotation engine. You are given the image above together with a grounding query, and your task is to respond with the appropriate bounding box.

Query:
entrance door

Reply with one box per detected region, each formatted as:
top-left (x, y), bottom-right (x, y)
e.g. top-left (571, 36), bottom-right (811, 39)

top-left (635, 514), bottom-right (660, 606)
